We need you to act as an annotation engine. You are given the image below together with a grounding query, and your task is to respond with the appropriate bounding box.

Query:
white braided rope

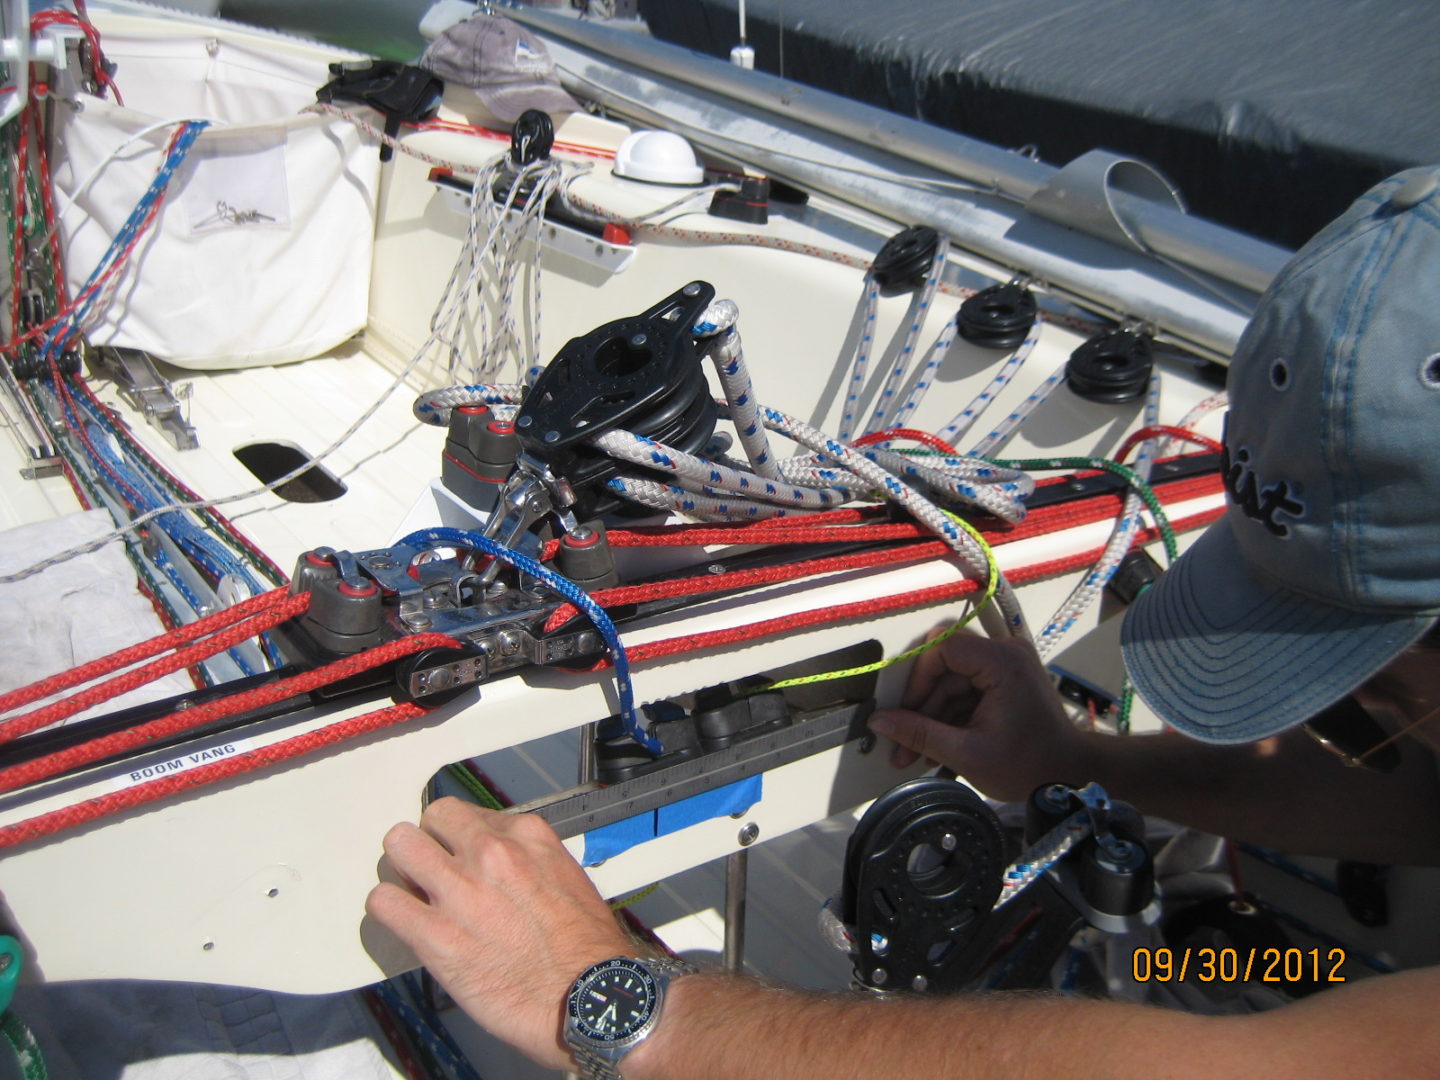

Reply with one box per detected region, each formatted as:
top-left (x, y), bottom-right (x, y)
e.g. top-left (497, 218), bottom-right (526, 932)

top-left (695, 301), bottom-right (781, 480)
top-left (967, 354), bottom-right (1067, 459)
top-left (862, 237), bottom-right (950, 437)
top-left (1033, 372), bottom-right (1162, 658)
top-left (937, 317), bottom-right (1043, 447)
top-left (889, 318), bottom-right (959, 432)
top-left (839, 279), bottom-right (881, 443)
top-left (411, 381), bottom-right (1030, 636)
top-left (755, 404), bottom-right (1028, 638)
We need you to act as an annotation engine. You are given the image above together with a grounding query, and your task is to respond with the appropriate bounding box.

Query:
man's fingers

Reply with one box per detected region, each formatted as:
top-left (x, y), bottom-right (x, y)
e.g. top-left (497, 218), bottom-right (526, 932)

top-left (869, 708), bottom-right (968, 772)
top-left (382, 819), bottom-right (466, 901)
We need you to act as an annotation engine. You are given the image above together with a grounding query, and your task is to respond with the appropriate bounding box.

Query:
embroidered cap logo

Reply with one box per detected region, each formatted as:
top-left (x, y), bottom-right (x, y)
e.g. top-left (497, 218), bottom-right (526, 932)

top-left (1222, 441), bottom-right (1305, 538)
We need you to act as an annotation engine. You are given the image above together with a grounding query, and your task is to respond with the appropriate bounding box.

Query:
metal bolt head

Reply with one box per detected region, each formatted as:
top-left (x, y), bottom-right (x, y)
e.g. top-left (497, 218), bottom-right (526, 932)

top-left (737, 822), bottom-right (759, 846)
top-left (870, 966), bottom-right (888, 985)
top-left (544, 430), bottom-right (560, 444)
top-left (629, 333), bottom-right (648, 347)
top-left (940, 833), bottom-right (957, 852)
top-left (857, 733), bottom-right (876, 755)
top-left (683, 282), bottom-right (702, 296)
top-left (516, 415), bottom-right (533, 428)
top-left (911, 974), bottom-right (928, 992)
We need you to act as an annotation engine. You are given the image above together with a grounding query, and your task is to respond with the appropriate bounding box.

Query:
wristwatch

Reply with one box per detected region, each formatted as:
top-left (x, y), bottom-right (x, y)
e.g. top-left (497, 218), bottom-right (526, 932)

top-left (563, 954), bottom-right (693, 1080)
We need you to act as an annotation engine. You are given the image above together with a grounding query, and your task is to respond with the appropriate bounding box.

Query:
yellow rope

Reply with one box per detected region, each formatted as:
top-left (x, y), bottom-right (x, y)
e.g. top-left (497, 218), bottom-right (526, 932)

top-left (762, 512), bottom-right (999, 691)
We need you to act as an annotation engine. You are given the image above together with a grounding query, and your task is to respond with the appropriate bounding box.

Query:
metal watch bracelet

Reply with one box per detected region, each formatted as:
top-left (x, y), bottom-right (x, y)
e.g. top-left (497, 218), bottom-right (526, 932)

top-left (569, 956), bottom-right (694, 1080)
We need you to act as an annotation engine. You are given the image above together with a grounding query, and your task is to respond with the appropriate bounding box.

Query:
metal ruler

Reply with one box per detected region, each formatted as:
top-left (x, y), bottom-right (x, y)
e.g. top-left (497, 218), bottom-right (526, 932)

top-left (512, 700), bottom-right (874, 839)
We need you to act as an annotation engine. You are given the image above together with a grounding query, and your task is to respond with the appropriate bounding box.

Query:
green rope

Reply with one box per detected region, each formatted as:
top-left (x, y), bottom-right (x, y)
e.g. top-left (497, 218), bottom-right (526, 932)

top-left (895, 450), bottom-right (1180, 563)
top-left (0, 1012), bottom-right (46, 1080)
top-left (1117, 678), bottom-right (1136, 736)
top-left (444, 764), bottom-right (505, 811)
top-left (985, 456), bottom-right (1179, 563)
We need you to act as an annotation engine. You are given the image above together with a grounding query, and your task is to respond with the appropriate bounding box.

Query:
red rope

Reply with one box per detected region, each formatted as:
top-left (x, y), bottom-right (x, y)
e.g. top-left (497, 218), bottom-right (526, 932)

top-left (1115, 425), bottom-right (1224, 463)
top-left (30, 9), bottom-right (123, 105)
top-left (543, 473), bottom-right (1224, 632)
top-left (852, 428), bottom-right (962, 454)
top-left (0, 591), bottom-right (310, 742)
top-left (0, 632), bottom-right (461, 796)
top-left (9, 103), bottom-right (29, 339)
top-left (614, 505), bottom-right (1224, 666)
top-left (0, 698), bottom-right (431, 852)
top-left (545, 539), bottom-right (949, 633)
top-left (0, 586), bottom-right (302, 717)
top-left (360, 988), bottom-right (431, 1080)
top-left (29, 96), bottom-right (68, 310)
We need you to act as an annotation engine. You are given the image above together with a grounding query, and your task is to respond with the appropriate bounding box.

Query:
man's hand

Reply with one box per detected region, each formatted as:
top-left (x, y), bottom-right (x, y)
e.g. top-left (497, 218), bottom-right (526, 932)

top-left (868, 629), bottom-right (1088, 802)
top-left (366, 797), bottom-right (634, 1071)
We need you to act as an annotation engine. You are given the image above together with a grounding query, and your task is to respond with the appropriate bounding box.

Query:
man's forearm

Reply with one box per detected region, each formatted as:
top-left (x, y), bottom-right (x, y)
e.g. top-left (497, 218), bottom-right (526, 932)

top-left (1064, 727), bottom-right (1440, 865)
top-left (622, 967), bottom-right (1440, 1079)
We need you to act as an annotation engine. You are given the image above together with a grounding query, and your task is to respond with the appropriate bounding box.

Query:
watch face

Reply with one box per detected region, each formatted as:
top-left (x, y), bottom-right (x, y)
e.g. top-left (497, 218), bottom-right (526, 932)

top-left (568, 958), bottom-right (660, 1044)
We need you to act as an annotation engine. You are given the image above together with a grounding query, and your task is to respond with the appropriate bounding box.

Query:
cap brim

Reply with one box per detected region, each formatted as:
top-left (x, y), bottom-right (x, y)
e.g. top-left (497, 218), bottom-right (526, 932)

top-left (473, 83), bottom-right (581, 125)
top-left (1119, 515), bottom-right (1431, 744)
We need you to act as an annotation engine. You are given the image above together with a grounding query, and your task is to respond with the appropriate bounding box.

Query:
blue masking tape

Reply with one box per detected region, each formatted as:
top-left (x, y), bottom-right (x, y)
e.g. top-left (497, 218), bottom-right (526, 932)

top-left (582, 776), bottom-right (762, 865)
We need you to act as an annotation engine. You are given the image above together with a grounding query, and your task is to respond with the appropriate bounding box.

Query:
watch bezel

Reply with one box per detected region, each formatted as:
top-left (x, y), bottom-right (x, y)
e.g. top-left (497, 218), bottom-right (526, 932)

top-left (565, 957), bottom-right (663, 1049)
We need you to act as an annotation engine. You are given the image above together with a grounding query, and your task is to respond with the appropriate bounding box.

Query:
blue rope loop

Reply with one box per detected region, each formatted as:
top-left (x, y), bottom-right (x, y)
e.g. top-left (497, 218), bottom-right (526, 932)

top-left (44, 120), bottom-right (210, 363)
top-left (397, 527), bottom-right (657, 755)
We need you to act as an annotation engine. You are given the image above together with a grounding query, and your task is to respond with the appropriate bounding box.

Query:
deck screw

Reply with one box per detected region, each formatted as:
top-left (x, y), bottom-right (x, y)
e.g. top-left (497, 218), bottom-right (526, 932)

top-left (737, 822), bottom-right (759, 846)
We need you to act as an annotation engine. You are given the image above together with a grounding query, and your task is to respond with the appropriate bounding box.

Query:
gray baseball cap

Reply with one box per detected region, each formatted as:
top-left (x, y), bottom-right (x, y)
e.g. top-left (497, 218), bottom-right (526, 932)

top-left (1121, 164), bottom-right (1440, 744)
top-left (420, 13), bottom-right (581, 125)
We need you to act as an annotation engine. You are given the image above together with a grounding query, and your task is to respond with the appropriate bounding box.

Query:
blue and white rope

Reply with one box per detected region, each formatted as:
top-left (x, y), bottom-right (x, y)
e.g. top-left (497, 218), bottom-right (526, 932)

top-left (936, 317), bottom-right (1043, 448)
top-left (398, 527), bottom-right (654, 754)
top-left (695, 299), bottom-right (781, 480)
top-left (968, 355), bottom-right (1066, 459)
top-left (862, 236), bottom-right (950, 437)
top-left (888, 315), bottom-right (959, 432)
top-left (838, 278), bottom-right (881, 443)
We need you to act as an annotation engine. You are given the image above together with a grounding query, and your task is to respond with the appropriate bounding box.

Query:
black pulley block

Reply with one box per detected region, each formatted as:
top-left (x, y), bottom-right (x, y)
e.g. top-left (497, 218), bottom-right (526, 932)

top-left (510, 109), bottom-right (555, 166)
top-left (1065, 329), bottom-right (1154, 403)
top-left (958, 282), bottom-right (1037, 350)
top-left (515, 282), bottom-right (719, 504)
top-left (841, 777), bottom-right (1006, 993)
top-left (871, 225), bottom-right (941, 295)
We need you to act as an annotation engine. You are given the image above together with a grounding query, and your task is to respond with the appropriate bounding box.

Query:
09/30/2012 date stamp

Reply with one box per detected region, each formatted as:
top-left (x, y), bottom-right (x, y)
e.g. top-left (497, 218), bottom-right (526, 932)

top-left (1131, 946), bottom-right (1348, 985)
